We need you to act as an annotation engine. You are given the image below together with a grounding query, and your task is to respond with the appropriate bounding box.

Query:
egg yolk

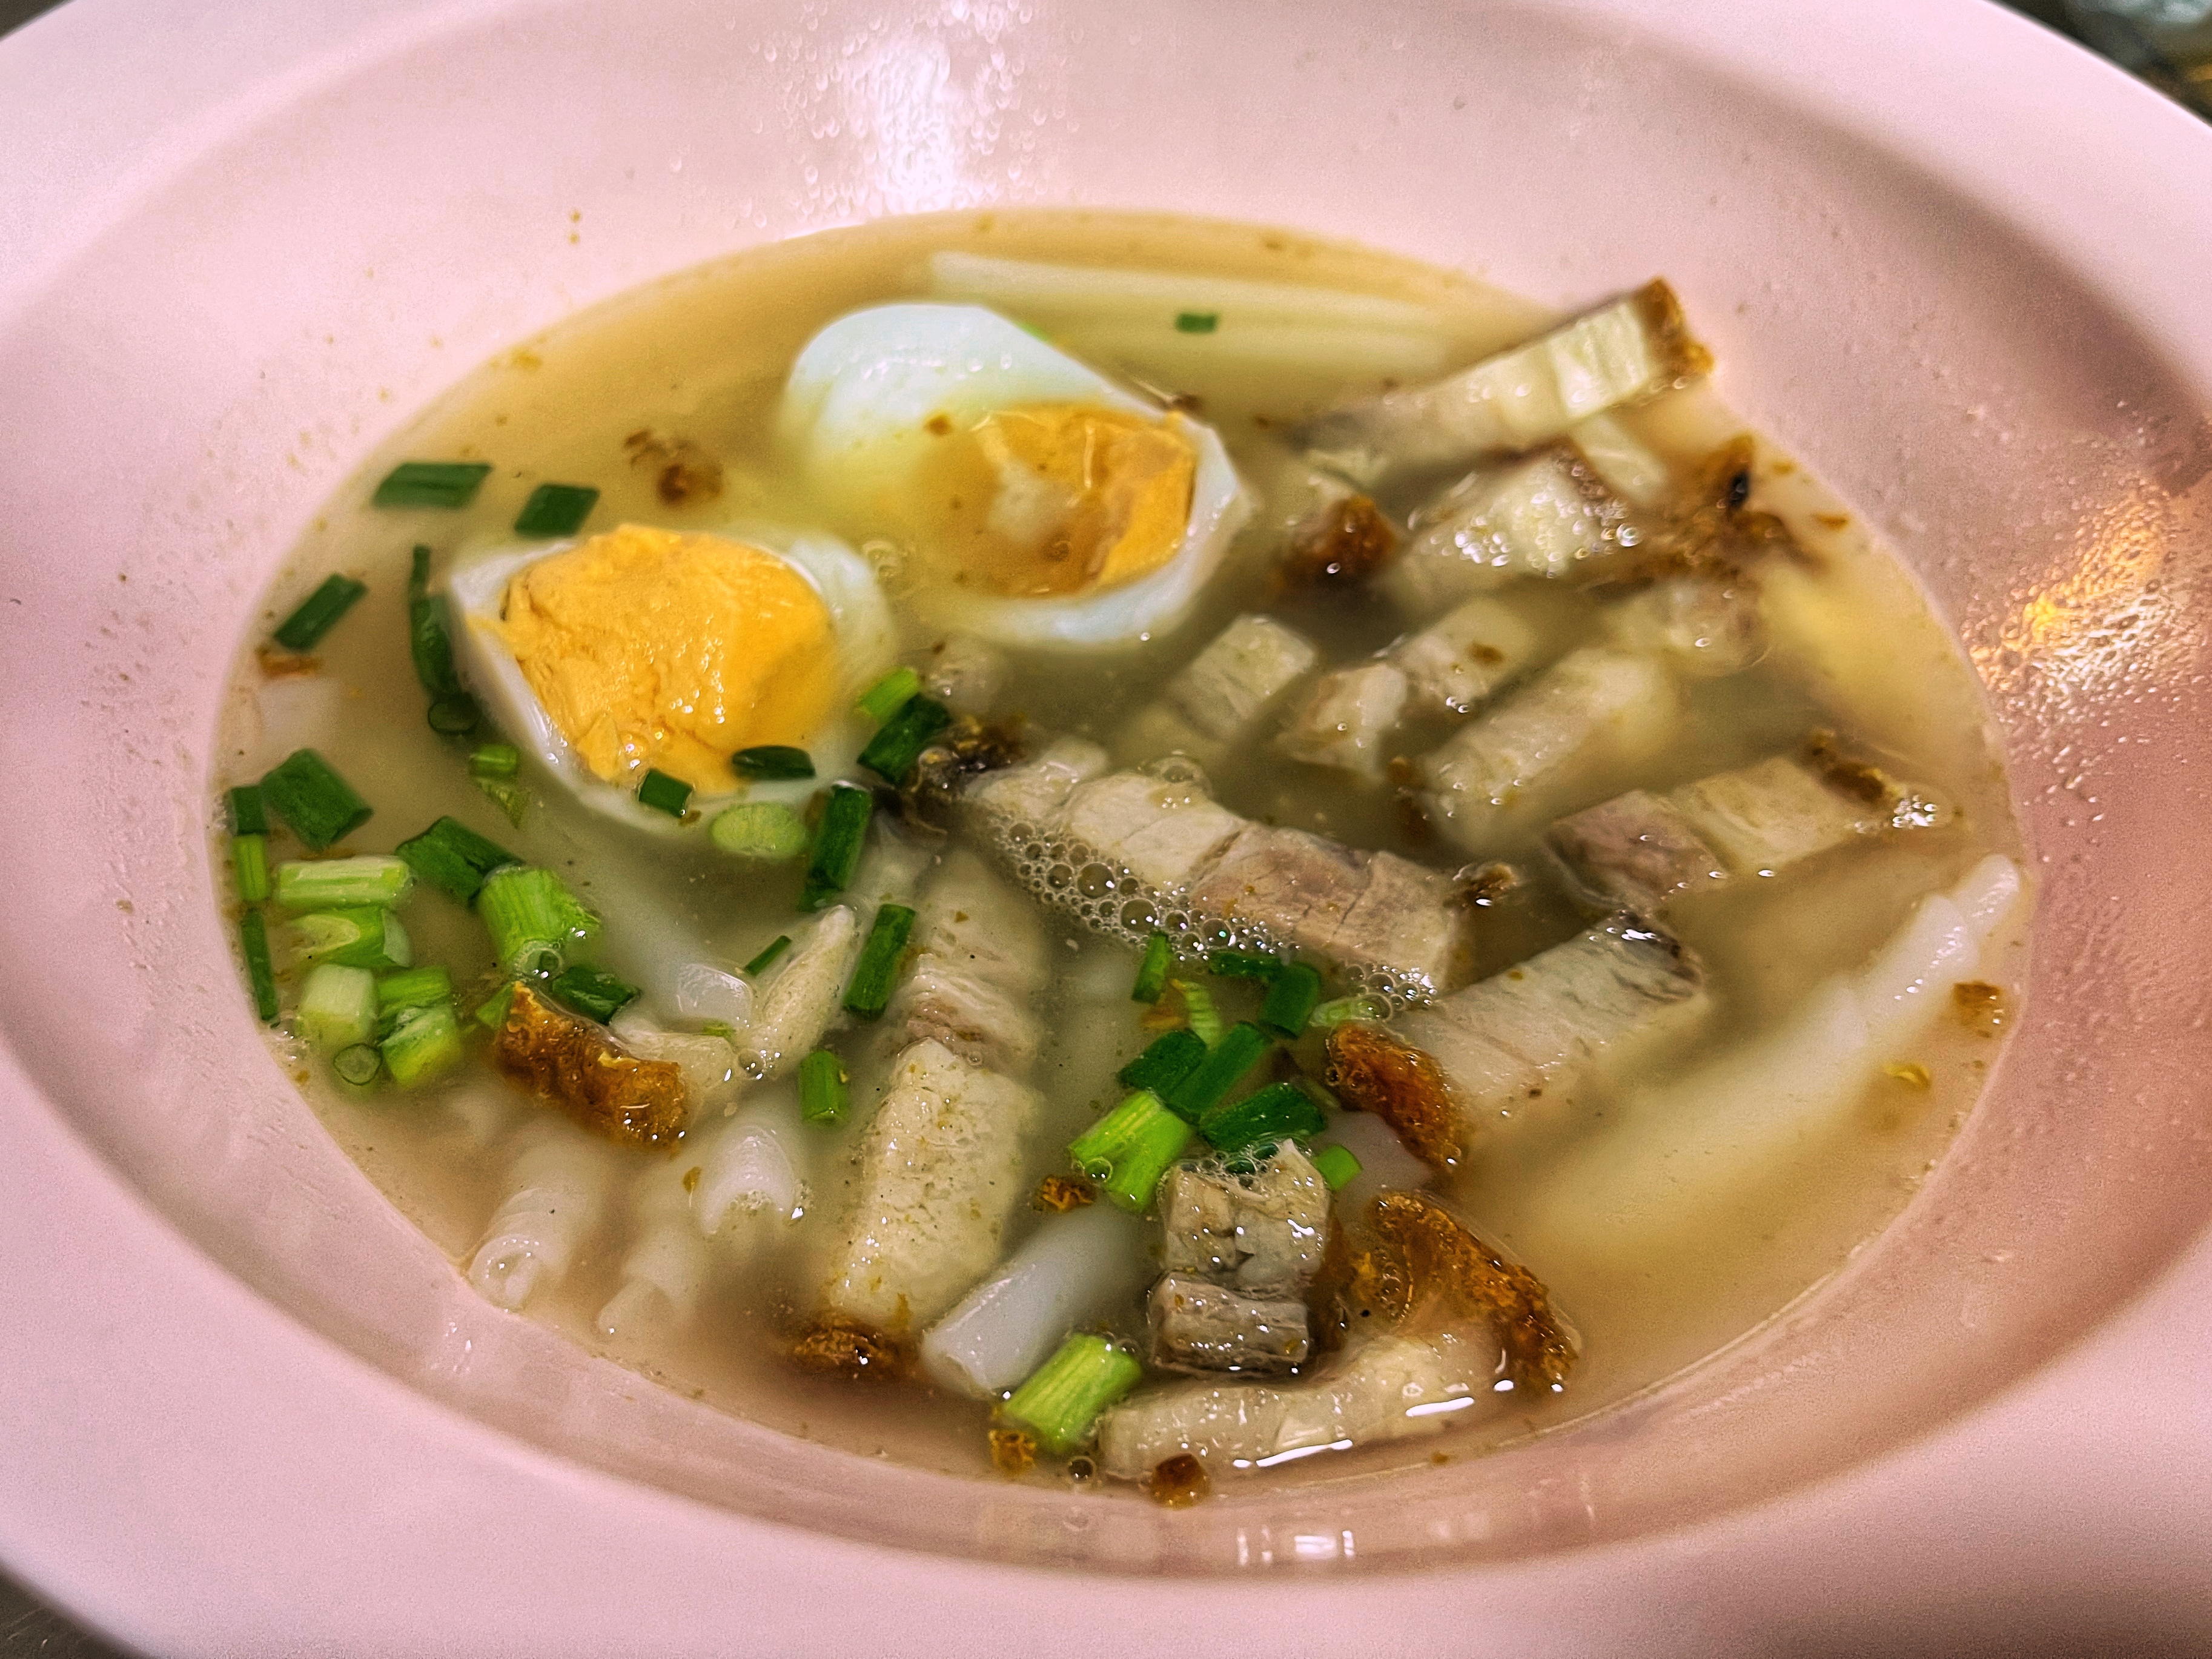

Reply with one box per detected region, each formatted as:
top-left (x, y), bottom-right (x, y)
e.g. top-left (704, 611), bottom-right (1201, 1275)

top-left (912, 403), bottom-right (1197, 598)
top-left (489, 525), bottom-right (836, 793)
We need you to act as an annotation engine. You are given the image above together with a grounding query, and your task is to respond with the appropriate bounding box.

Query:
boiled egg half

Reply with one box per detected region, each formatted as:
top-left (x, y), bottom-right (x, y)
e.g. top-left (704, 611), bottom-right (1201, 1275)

top-left (778, 303), bottom-right (1250, 648)
top-left (450, 523), bottom-right (893, 829)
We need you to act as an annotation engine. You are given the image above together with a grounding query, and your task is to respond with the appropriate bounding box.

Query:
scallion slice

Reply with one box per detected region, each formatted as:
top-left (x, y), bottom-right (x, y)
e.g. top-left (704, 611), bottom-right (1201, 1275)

top-left (546, 963), bottom-right (638, 1024)
top-left (274, 853), bottom-right (415, 912)
top-left (374, 461), bottom-right (491, 510)
top-left (858, 694), bottom-right (952, 783)
top-left (468, 744), bottom-right (520, 780)
top-left (1067, 1089), bottom-right (1194, 1213)
top-left (637, 768), bottom-right (693, 818)
top-left (474, 865), bottom-right (597, 977)
top-left (855, 666), bottom-right (921, 724)
top-left (800, 784), bottom-right (874, 912)
top-left (842, 904), bottom-right (916, 1019)
top-left (1118, 1028), bottom-right (1207, 1096)
top-left (382, 1002), bottom-right (463, 1087)
top-left (799, 1048), bottom-right (849, 1125)
top-left (1197, 1079), bottom-right (1325, 1156)
top-left (1162, 1020), bottom-right (1270, 1121)
top-left (297, 963), bottom-right (379, 1050)
top-left (426, 695), bottom-right (480, 737)
top-left (1310, 1144), bottom-right (1362, 1191)
top-left (286, 906), bottom-right (411, 972)
top-left (743, 935), bottom-right (792, 977)
top-left (240, 910), bottom-right (279, 1024)
top-left (1260, 961), bottom-right (1323, 1037)
top-left (710, 803), bottom-right (808, 862)
top-left (227, 786), bottom-right (268, 838)
top-left (406, 547), bottom-right (464, 698)
top-left (1174, 311), bottom-right (1220, 334)
top-left (512, 482), bottom-right (599, 538)
top-left (1311, 992), bottom-right (1389, 1028)
top-left (1208, 949), bottom-right (1282, 981)
top-left (396, 815), bottom-right (517, 905)
top-left (1000, 1334), bottom-right (1144, 1456)
top-left (731, 744), bottom-right (815, 781)
top-left (474, 776), bottom-right (529, 827)
top-left (272, 574), bottom-right (368, 652)
top-left (376, 965), bottom-right (453, 1019)
top-left (333, 1044), bottom-right (383, 1087)
top-left (260, 749), bottom-right (373, 851)
top-left (1130, 931), bottom-right (1172, 1004)
top-left (1172, 978), bottom-right (1224, 1048)
top-left (231, 835), bottom-right (271, 904)
top-left (472, 981), bottom-right (518, 1031)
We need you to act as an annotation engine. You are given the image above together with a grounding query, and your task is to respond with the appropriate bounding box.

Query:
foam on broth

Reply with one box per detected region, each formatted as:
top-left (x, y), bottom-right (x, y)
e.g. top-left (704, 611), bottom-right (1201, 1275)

top-left (214, 210), bottom-right (2024, 1486)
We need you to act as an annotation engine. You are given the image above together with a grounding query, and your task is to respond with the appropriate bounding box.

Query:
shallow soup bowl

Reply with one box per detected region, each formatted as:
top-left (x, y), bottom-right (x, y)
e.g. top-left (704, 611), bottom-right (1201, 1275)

top-left (4, 0), bottom-right (2212, 1650)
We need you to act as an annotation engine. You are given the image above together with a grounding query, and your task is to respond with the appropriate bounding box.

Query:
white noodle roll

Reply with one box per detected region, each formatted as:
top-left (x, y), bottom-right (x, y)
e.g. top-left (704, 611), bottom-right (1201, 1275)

top-left (1538, 854), bottom-right (2022, 1253)
top-left (692, 1085), bottom-right (813, 1236)
top-left (1319, 1109), bottom-right (1434, 1213)
top-left (740, 905), bottom-right (861, 1079)
top-left (672, 961), bottom-right (753, 1030)
top-left (467, 1131), bottom-right (613, 1313)
top-left (595, 1160), bottom-right (710, 1340)
top-left (919, 1203), bottom-right (1148, 1398)
top-left (609, 1005), bottom-right (740, 1108)
top-left (1565, 410), bottom-right (1674, 508)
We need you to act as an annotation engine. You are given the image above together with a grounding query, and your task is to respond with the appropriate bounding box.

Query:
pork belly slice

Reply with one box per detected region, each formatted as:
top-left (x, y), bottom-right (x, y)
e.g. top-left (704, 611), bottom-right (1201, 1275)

top-left (1389, 595), bottom-right (1543, 716)
top-left (1188, 821), bottom-right (1465, 995)
top-left (1419, 647), bottom-right (1680, 853)
top-left (964, 736), bottom-right (1109, 836)
top-left (1159, 1145), bottom-right (1332, 1296)
top-left (1304, 279), bottom-right (1710, 482)
top-left (1394, 919), bottom-right (1706, 1134)
top-left (1166, 614), bottom-right (1319, 741)
top-left (1601, 575), bottom-right (1765, 679)
top-left (1058, 770), bottom-right (1247, 892)
top-left (879, 848), bottom-right (1050, 1076)
top-left (1669, 755), bottom-right (1885, 875)
top-left (1384, 448), bottom-right (1629, 612)
top-left (1546, 789), bottom-right (1730, 913)
top-left (739, 904), bottom-right (861, 1081)
top-left (1148, 1274), bottom-right (1311, 1376)
top-left (1096, 1328), bottom-right (1503, 1480)
top-left (816, 1039), bottom-right (1040, 1337)
top-left (1275, 663), bottom-right (1408, 779)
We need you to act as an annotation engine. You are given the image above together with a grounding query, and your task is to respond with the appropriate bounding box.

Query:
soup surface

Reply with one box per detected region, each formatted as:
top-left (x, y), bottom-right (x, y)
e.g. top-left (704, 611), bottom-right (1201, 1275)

top-left (213, 211), bottom-right (2025, 1494)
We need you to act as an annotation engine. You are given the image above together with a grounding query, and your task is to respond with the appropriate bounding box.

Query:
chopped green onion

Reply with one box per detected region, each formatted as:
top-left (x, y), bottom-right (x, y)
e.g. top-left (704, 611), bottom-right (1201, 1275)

top-left (260, 749), bottom-right (372, 851)
top-left (376, 965), bottom-right (454, 1019)
top-left (1172, 978), bottom-right (1224, 1048)
top-left (274, 853), bottom-right (415, 912)
top-left (374, 461), bottom-right (491, 510)
top-left (297, 963), bottom-right (379, 1050)
top-left (637, 768), bottom-right (693, 818)
top-left (333, 1044), bottom-right (383, 1087)
top-left (1260, 962), bottom-right (1323, 1037)
top-left (800, 784), bottom-right (873, 912)
top-left (1162, 1020), bottom-right (1270, 1122)
top-left (286, 907), bottom-right (411, 971)
top-left (1131, 931), bottom-right (1172, 1004)
top-left (474, 776), bottom-right (529, 827)
top-left (856, 666), bottom-right (922, 724)
top-left (546, 963), bottom-right (639, 1024)
top-left (1118, 1028), bottom-right (1207, 1096)
top-left (1000, 1334), bottom-right (1144, 1456)
top-left (271, 574), bottom-right (368, 652)
top-left (426, 695), bottom-right (479, 736)
top-left (1312, 992), bottom-right (1390, 1028)
top-left (699, 1019), bottom-right (736, 1041)
top-left (1174, 311), bottom-right (1220, 334)
top-left (475, 866), bottom-right (597, 977)
top-left (858, 695), bottom-right (952, 783)
top-left (396, 816), bottom-right (518, 906)
top-left (227, 785), bottom-right (269, 838)
top-left (799, 1048), bottom-right (849, 1125)
top-left (1310, 1144), bottom-right (1363, 1190)
top-left (731, 744), bottom-right (815, 781)
top-left (843, 904), bottom-right (916, 1019)
top-left (472, 981), bottom-right (518, 1030)
top-left (468, 744), bottom-right (521, 780)
top-left (382, 1001), bottom-right (463, 1087)
top-left (1198, 1079), bottom-right (1325, 1155)
top-left (240, 910), bottom-right (278, 1023)
top-left (710, 802), bottom-right (809, 862)
top-left (406, 547), bottom-right (465, 698)
top-left (1209, 949), bottom-right (1282, 981)
top-left (231, 835), bottom-right (271, 904)
top-left (512, 482), bottom-right (599, 538)
top-left (1068, 1089), bottom-right (1194, 1213)
top-left (743, 935), bottom-right (793, 977)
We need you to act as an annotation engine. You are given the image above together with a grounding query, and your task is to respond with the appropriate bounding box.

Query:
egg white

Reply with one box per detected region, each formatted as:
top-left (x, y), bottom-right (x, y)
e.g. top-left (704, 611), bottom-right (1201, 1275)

top-left (778, 302), bottom-right (1251, 649)
top-left (448, 526), bottom-right (894, 833)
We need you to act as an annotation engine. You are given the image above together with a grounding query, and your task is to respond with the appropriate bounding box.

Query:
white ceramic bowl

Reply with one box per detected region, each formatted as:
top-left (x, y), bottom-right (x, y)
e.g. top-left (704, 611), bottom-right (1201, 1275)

top-left (4, 1), bottom-right (2212, 1651)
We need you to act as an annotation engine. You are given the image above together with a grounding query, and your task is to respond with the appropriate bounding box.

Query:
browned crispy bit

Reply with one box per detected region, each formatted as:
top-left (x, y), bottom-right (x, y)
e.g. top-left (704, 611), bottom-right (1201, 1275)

top-left (1802, 728), bottom-right (1892, 806)
top-left (255, 646), bottom-right (321, 679)
top-left (1632, 277), bottom-right (1715, 384)
top-left (1281, 491), bottom-right (1397, 588)
top-left (1035, 1173), bottom-right (1096, 1213)
top-left (491, 982), bottom-right (689, 1148)
top-left (901, 714), bottom-right (1026, 829)
top-left (1325, 1022), bottom-right (1463, 1171)
top-left (621, 428), bottom-right (724, 506)
top-left (1363, 1191), bottom-right (1577, 1393)
top-left (988, 1428), bottom-right (1036, 1476)
top-left (1952, 980), bottom-right (2008, 1036)
top-left (1457, 861), bottom-right (1518, 908)
top-left (790, 1313), bottom-right (909, 1379)
top-left (1146, 1452), bottom-right (1210, 1508)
